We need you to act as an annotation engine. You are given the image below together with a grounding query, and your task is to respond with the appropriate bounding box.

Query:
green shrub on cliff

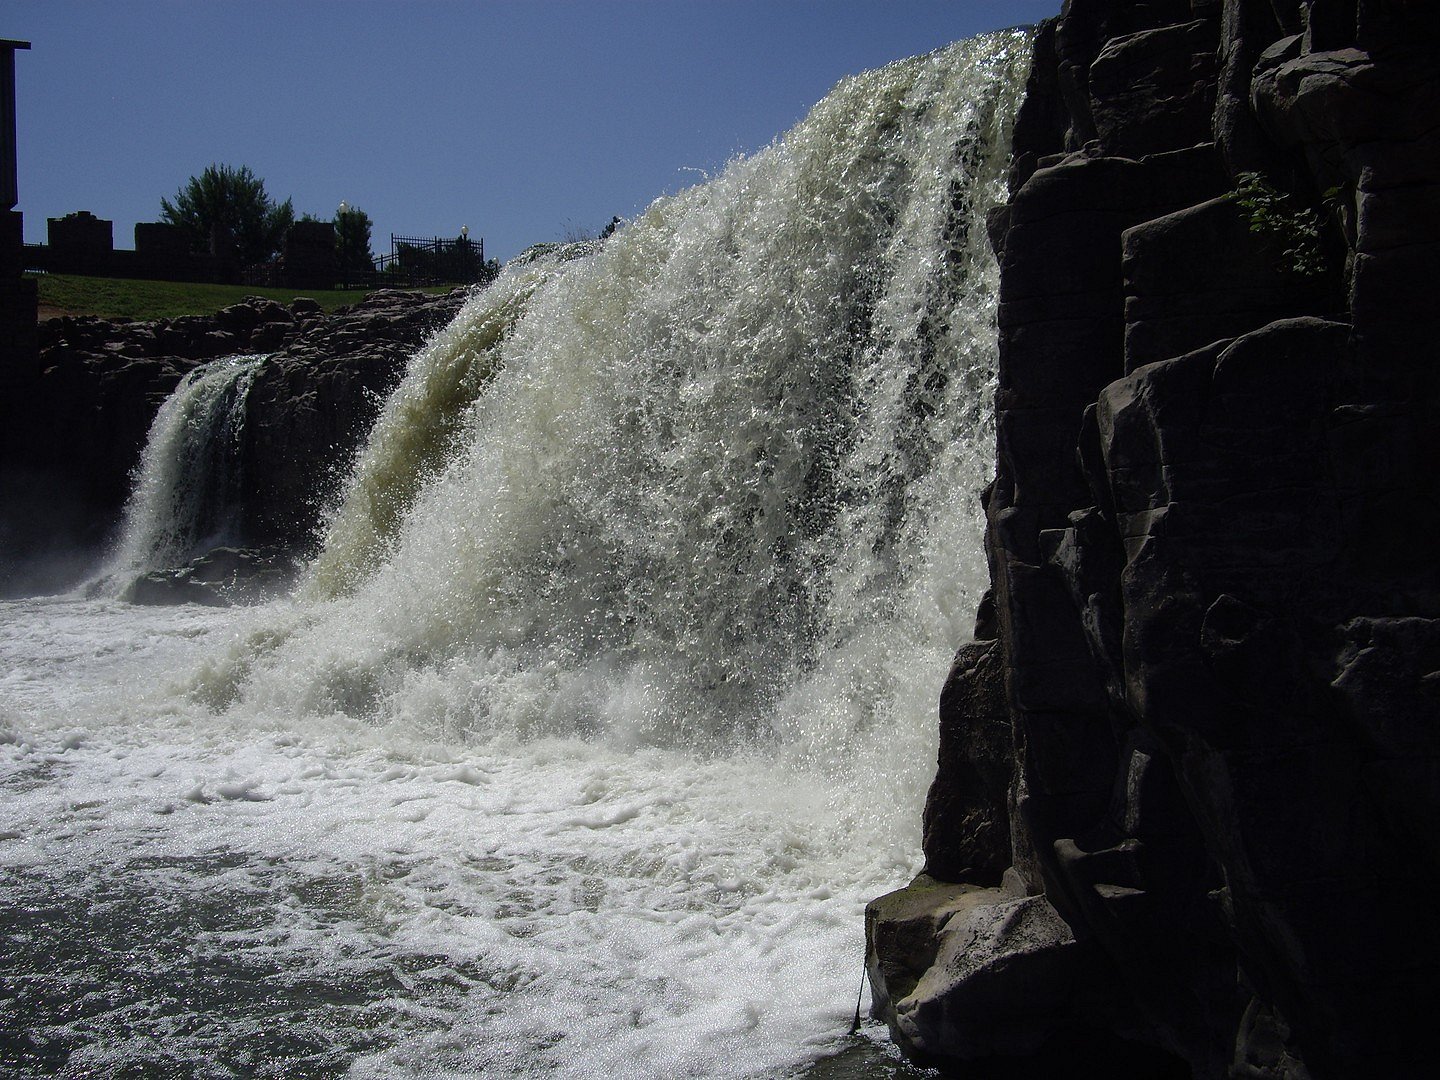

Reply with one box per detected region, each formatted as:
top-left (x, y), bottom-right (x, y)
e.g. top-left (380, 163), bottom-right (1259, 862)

top-left (1233, 172), bottom-right (1338, 278)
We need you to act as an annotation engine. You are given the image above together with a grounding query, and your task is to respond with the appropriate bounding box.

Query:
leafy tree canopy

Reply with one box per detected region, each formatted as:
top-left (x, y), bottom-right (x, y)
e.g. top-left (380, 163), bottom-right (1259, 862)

top-left (335, 204), bottom-right (375, 273)
top-left (160, 164), bottom-right (294, 266)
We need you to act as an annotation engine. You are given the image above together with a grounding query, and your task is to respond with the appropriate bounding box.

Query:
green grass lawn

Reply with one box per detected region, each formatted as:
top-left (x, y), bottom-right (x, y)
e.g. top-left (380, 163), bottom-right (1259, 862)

top-left (30, 273), bottom-right (456, 322)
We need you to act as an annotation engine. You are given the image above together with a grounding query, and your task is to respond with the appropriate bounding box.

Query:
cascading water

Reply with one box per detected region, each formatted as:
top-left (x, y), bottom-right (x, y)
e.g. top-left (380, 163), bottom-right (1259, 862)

top-left (1, 31), bottom-right (1029, 1080)
top-left (91, 352), bottom-right (265, 592)
top-left (265, 30), bottom-right (1017, 752)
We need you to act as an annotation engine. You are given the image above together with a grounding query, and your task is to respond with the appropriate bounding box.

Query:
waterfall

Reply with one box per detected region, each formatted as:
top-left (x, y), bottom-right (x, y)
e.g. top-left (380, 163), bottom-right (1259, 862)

top-left (4, 30), bottom-right (1036, 1079)
top-left (220, 31), bottom-right (1029, 799)
top-left (96, 353), bottom-right (265, 591)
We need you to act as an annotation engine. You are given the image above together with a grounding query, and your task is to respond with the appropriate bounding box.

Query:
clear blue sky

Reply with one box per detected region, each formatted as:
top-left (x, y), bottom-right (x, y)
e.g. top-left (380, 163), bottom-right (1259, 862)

top-left (6, 1), bottom-right (1058, 264)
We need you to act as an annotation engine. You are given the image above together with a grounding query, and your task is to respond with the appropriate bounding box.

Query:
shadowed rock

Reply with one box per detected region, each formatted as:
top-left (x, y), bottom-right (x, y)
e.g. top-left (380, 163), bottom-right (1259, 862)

top-left (870, 2), bottom-right (1440, 1077)
top-left (0, 288), bottom-right (467, 594)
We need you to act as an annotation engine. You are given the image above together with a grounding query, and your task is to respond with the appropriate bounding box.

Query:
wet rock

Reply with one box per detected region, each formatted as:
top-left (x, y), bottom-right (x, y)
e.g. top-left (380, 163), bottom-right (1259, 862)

top-left (921, 640), bottom-right (1013, 885)
top-left (239, 289), bottom-right (468, 547)
top-left (867, 874), bottom-right (1188, 1074)
top-left (1, 288), bottom-right (469, 581)
top-left (125, 546), bottom-right (301, 607)
top-left (875, 2), bottom-right (1440, 1077)
top-left (1089, 19), bottom-right (1220, 158)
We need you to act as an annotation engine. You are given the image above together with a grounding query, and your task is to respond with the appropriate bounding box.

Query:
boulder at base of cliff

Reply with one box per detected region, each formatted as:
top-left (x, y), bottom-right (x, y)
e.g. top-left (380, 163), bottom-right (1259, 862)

top-left (865, 874), bottom-right (1190, 1076)
top-left (125, 546), bottom-right (301, 607)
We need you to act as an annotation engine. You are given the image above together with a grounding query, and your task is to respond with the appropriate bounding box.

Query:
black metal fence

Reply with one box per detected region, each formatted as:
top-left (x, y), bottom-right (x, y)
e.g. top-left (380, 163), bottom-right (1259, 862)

top-left (277, 233), bottom-right (495, 291)
top-left (373, 234), bottom-right (488, 286)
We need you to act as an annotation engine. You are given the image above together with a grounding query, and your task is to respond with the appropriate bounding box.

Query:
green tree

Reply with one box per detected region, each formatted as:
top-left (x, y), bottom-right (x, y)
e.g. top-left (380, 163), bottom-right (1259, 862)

top-left (334, 204), bottom-right (374, 274)
top-left (160, 164), bottom-right (294, 266)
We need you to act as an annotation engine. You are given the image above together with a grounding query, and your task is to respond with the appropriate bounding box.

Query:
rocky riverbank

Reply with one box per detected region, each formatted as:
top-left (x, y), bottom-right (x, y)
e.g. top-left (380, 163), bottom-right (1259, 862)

top-left (868, 1), bottom-right (1440, 1077)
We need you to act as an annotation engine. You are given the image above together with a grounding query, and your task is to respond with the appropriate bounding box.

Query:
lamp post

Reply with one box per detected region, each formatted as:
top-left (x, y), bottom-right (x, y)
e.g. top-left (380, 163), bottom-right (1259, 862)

top-left (337, 200), bottom-right (349, 289)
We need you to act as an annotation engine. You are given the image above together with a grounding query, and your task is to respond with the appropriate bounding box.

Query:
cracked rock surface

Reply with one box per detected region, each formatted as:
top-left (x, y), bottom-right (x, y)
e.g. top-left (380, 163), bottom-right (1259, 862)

top-left (869, 2), bottom-right (1440, 1077)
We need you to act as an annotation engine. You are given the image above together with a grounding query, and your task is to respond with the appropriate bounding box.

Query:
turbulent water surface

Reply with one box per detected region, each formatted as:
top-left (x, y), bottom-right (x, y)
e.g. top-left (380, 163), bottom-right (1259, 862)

top-left (2, 32), bottom-right (1029, 1079)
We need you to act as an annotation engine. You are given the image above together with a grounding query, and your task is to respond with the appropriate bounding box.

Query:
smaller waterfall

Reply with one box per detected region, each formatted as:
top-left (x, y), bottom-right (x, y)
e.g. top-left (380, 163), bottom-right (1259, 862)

top-left (94, 354), bottom-right (266, 593)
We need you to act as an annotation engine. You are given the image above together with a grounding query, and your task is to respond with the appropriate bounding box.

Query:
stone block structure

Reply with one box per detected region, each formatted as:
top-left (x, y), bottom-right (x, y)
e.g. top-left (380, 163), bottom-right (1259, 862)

top-left (46, 210), bottom-right (113, 275)
top-left (281, 220), bottom-right (338, 292)
top-left (0, 38), bottom-right (36, 415)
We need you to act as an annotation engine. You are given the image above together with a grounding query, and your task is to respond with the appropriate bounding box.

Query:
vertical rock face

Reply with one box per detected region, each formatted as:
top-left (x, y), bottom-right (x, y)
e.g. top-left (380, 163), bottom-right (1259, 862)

top-left (869, 2), bottom-right (1440, 1077)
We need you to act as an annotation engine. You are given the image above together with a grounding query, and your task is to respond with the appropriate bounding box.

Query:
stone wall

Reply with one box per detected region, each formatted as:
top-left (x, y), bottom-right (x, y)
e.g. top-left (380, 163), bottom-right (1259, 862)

top-left (28, 213), bottom-right (232, 284)
top-left (868, 2), bottom-right (1440, 1077)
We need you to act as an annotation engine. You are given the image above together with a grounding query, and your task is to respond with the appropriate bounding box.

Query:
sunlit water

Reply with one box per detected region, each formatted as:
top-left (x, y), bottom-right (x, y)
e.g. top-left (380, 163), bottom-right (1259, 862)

top-left (2, 31), bottom-right (1029, 1079)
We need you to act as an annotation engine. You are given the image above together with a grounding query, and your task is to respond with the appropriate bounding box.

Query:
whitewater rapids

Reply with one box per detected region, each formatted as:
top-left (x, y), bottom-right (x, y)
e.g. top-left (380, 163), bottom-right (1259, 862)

top-left (1, 31), bottom-right (1029, 1079)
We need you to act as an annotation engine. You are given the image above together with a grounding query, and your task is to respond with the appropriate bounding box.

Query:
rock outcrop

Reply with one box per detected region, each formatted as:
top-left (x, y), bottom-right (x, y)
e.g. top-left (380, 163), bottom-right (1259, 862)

top-left (869, 2), bottom-right (1440, 1077)
top-left (0, 288), bottom-right (465, 594)
top-left (125, 545), bottom-right (302, 607)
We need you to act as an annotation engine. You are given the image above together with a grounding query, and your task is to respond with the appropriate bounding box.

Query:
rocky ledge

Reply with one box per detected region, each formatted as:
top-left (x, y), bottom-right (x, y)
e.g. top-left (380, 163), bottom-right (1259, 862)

top-left (869, 2), bottom-right (1440, 1078)
top-left (0, 288), bottom-right (466, 594)
top-left (124, 546), bottom-right (303, 607)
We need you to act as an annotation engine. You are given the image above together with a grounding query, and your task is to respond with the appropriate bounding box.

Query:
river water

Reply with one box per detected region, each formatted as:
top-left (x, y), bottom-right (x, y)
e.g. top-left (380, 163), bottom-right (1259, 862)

top-left (1, 31), bottom-right (1029, 1079)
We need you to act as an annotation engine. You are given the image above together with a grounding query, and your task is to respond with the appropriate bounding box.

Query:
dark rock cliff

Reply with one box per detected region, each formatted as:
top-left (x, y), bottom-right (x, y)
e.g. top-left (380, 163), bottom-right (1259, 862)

top-left (0, 289), bottom-right (464, 595)
top-left (868, 2), bottom-right (1440, 1077)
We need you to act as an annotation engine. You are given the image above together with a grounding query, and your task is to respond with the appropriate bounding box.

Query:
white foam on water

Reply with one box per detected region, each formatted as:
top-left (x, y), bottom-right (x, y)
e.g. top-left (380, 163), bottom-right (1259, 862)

top-left (2, 597), bottom-right (917, 1077)
top-left (2, 30), bottom-right (1031, 1079)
